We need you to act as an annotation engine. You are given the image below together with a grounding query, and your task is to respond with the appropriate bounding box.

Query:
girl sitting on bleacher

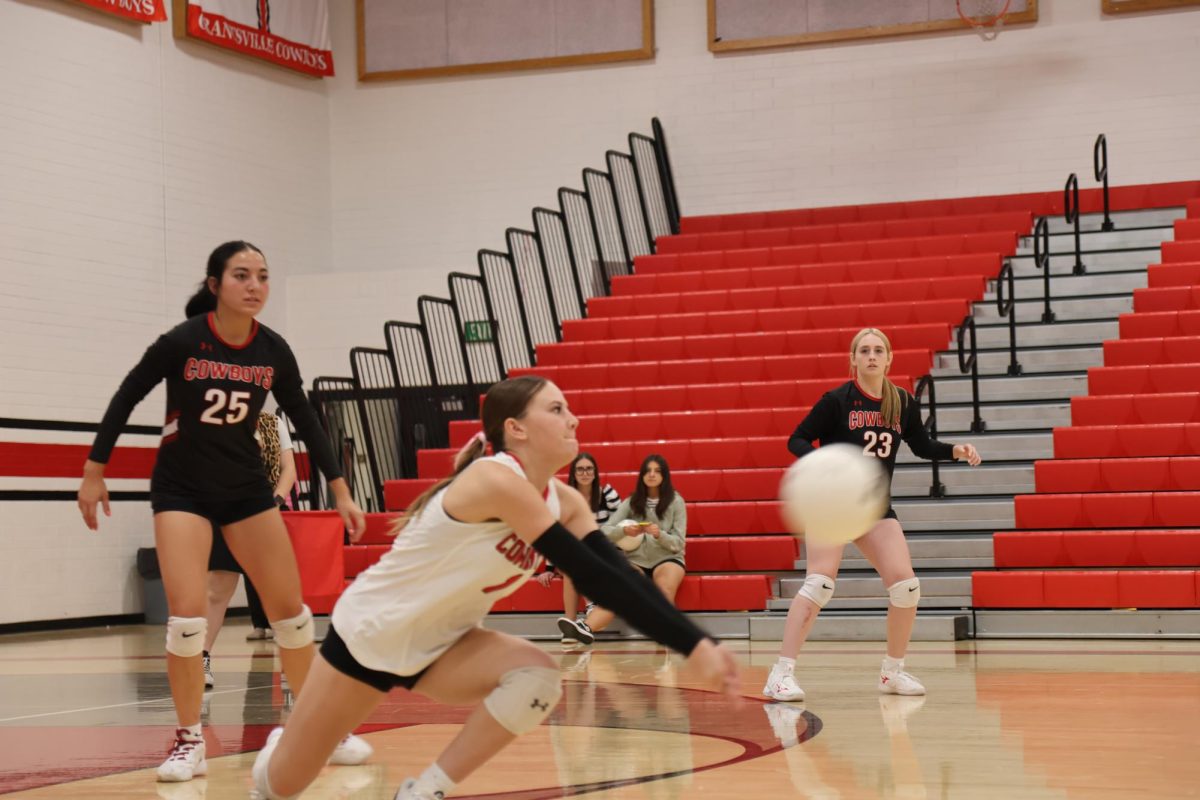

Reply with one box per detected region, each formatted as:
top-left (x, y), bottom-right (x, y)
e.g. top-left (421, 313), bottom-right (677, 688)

top-left (558, 454), bottom-right (688, 644)
top-left (543, 452), bottom-right (621, 644)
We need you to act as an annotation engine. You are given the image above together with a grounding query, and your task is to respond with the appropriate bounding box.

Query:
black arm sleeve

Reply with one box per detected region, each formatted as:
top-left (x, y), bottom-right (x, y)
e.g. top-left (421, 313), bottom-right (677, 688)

top-left (787, 392), bottom-right (839, 458)
top-left (270, 340), bottom-right (344, 482)
top-left (533, 524), bottom-right (709, 656)
top-left (88, 334), bottom-right (176, 464)
top-left (900, 392), bottom-right (955, 462)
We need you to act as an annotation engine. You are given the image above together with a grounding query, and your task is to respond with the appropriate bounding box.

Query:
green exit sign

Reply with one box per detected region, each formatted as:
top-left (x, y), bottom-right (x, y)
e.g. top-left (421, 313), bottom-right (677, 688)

top-left (464, 320), bottom-right (495, 343)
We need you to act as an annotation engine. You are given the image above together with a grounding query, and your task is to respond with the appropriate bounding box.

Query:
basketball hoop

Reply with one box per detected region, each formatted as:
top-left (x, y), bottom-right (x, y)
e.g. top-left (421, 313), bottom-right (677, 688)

top-left (957, 0), bottom-right (1013, 41)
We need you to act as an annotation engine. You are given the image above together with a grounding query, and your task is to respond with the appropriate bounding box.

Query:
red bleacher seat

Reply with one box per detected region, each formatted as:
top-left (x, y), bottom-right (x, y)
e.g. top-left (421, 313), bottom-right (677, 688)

top-left (1117, 571), bottom-right (1197, 607)
top-left (1133, 286), bottom-right (1200, 313)
top-left (972, 571), bottom-right (1045, 607)
top-left (1118, 310), bottom-right (1200, 339)
top-left (1054, 423), bottom-right (1200, 458)
top-left (1043, 571), bottom-right (1119, 607)
top-left (1033, 457), bottom-right (1200, 493)
top-left (344, 545), bottom-right (388, 578)
top-left (359, 512), bottom-right (401, 545)
top-left (1160, 242), bottom-right (1200, 263)
top-left (1173, 218), bottom-right (1200, 240)
top-left (994, 530), bottom-right (1200, 568)
top-left (1147, 262), bottom-right (1200, 287)
top-left (1086, 364), bottom-right (1200, 396)
top-left (1189, 198), bottom-right (1200, 218)
top-left (1014, 491), bottom-right (1200, 529)
top-left (1070, 393), bottom-right (1200, 426)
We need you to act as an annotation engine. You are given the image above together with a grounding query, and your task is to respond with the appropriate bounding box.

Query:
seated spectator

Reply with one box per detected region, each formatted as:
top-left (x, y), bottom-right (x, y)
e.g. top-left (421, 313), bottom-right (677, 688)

top-left (557, 454), bottom-right (687, 644)
top-left (546, 453), bottom-right (620, 644)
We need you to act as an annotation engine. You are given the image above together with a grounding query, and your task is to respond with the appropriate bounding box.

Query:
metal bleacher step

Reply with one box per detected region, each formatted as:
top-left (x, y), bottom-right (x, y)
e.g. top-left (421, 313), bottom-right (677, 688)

top-left (973, 320), bottom-right (1117, 348)
top-left (1006, 269), bottom-right (1147, 300)
top-left (779, 571), bottom-right (974, 600)
top-left (796, 534), bottom-right (995, 571)
top-left (1042, 207), bottom-right (1183, 233)
top-left (892, 463), bottom-right (1033, 498)
top-left (933, 400), bottom-right (1071, 433)
top-left (933, 345), bottom-right (1102, 376)
top-left (895, 431), bottom-right (1051, 463)
top-left (932, 373), bottom-right (1086, 404)
top-left (972, 294), bottom-right (1132, 324)
top-left (1008, 246), bottom-right (1162, 278)
top-left (892, 498), bottom-right (1015, 531)
top-left (751, 611), bottom-right (969, 641)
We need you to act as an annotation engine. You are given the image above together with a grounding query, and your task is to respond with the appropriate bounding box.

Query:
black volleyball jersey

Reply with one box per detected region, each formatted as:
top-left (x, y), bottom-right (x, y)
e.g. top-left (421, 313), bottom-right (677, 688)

top-left (787, 380), bottom-right (954, 480)
top-left (89, 313), bottom-right (342, 498)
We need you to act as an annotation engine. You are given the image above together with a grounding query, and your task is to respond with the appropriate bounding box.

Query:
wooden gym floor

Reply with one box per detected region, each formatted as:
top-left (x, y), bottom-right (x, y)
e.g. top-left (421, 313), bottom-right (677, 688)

top-left (0, 623), bottom-right (1197, 798)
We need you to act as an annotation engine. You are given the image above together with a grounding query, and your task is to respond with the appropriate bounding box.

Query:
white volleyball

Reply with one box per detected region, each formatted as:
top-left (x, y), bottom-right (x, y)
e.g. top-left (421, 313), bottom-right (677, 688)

top-left (779, 444), bottom-right (890, 545)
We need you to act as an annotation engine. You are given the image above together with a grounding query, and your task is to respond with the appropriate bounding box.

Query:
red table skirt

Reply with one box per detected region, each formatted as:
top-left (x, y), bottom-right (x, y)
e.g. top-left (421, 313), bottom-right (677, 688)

top-left (281, 511), bottom-right (345, 615)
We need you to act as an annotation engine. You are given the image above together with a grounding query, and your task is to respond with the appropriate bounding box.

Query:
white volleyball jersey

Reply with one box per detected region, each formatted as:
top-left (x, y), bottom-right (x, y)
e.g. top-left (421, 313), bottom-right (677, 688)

top-left (331, 451), bottom-right (560, 677)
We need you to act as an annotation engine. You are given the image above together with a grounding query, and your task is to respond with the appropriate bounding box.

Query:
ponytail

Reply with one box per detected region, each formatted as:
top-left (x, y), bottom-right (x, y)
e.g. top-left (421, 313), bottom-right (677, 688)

top-left (390, 375), bottom-right (549, 535)
top-left (391, 433), bottom-right (488, 534)
top-left (185, 282), bottom-right (217, 318)
top-left (880, 376), bottom-right (903, 428)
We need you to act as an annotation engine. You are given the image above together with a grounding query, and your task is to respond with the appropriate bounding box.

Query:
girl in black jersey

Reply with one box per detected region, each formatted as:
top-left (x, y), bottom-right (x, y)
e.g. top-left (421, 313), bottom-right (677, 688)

top-left (763, 328), bottom-right (981, 703)
top-left (76, 241), bottom-right (369, 783)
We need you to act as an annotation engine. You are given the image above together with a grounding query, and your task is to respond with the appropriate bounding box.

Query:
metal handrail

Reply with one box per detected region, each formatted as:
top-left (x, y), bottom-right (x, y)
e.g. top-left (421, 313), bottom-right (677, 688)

top-left (1032, 216), bottom-right (1056, 324)
top-left (914, 374), bottom-right (946, 498)
top-left (995, 258), bottom-right (1022, 375)
top-left (1094, 134), bottom-right (1114, 232)
top-left (956, 315), bottom-right (986, 433)
top-left (1064, 173), bottom-right (1086, 274)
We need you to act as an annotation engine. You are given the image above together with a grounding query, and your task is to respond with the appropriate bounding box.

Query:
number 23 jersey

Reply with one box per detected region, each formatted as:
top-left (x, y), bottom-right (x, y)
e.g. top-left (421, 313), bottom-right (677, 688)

top-left (786, 380), bottom-right (954, 481)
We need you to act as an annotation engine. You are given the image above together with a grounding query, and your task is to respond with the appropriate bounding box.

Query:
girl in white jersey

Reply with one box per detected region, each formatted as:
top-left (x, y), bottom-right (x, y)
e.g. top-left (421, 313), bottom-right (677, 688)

top-left (252, 376), bottom-right (740, 800)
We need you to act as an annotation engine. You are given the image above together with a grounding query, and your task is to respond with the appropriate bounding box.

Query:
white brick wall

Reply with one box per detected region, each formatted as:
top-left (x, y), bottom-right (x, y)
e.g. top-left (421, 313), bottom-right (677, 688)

top-left (0, 0), bottom-right (330, 623)
top-left (294, 0), bottom-right (1200, 368)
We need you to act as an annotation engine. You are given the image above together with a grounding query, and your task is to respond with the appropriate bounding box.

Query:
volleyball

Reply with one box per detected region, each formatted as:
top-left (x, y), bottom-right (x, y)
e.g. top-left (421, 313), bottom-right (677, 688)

top-left (779, 444), bottom-right (890, 545)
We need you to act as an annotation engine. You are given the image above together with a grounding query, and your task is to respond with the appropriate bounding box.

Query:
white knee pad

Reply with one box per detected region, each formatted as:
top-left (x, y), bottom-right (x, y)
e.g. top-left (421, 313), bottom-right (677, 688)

top-left (165, 616), bottom-right (207, 658)
top-left (270, 604), bottom-right (314, 650)
top-left (888, 577), bottom-right (921, 608)
top-left (798, 574), bottom-right (836, 608)
top-left (483, 666), bottom-right (563, 735)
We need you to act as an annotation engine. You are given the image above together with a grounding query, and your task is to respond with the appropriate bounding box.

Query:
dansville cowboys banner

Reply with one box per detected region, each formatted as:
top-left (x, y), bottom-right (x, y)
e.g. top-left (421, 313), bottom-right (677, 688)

top-left (175, 0), bottom-right (333, 77)
top-left (70, 0), bottom-right (168, 23)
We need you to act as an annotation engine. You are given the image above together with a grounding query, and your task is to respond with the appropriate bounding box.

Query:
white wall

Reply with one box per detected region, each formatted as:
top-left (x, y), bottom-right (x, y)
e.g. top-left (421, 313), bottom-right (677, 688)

top-left (287, 0), bottom-right (1200, 377)
top-left (0, 0), bottom-right (330, 623)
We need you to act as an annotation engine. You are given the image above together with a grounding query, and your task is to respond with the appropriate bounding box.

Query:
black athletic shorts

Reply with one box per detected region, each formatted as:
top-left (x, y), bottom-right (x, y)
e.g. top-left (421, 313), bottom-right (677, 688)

top-left (637, 558), bottom-right (686, 579)
top-left (882, 506), bottom-right (899, 522)
top-left (151, 491), bottom-right (276, 527)
top-left (320, 624), bottom-right (428, 693)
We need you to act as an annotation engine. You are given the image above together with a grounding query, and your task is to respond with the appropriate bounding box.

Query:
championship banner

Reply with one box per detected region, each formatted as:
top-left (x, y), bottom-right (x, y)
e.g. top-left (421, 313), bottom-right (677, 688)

top-left (174, 0), bottom-right (334, 77)
top-left (71, 0), bottom-right (167, 23)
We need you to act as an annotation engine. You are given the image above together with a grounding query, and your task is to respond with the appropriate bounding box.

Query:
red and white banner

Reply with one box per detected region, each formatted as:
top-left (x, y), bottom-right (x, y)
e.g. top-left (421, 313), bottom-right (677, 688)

top-left (181, 0), bottom-right (333, 77)
top-left (71, 0), bottom-right (167, 23)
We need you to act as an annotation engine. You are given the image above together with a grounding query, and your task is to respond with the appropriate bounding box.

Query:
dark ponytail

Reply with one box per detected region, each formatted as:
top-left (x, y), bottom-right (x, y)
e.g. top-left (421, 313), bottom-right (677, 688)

top-left (184, 240), bottom-right (264, 318)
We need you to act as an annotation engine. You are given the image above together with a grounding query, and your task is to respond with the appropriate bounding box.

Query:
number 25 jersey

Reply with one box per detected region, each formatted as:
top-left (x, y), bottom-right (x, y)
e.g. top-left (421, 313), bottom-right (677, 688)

top-left (787, 380), bottom-right (954, 480)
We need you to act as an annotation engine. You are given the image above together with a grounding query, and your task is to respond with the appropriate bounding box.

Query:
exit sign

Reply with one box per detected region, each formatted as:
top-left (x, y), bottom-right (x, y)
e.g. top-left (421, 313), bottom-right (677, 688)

top-left (464, 320), bottom-right (496, 343)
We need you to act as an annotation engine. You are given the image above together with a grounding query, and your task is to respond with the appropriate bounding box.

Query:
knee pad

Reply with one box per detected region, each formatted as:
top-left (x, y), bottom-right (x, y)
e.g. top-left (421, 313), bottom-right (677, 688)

top-left (797, 574), bottom-right (835, 608)
top-left (165, 616), bottom-right (207, 658)
top-left (271, 604), bottom-right (314, 649)
top-left (483, 666), bottom-right (563, 735)
top-left (888, 577), bottom-right (921, 608)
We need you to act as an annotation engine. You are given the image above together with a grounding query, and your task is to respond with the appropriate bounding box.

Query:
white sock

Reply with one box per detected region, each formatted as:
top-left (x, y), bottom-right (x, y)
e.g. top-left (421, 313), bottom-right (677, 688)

top-left (179, 723), bottom-right (203, 741)
top-left (882, 656), bottom-right (904, 673)
top-left (776, 657), bottom-right (796, 672)
top-left (412, 762), bottom-right (455, 796)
